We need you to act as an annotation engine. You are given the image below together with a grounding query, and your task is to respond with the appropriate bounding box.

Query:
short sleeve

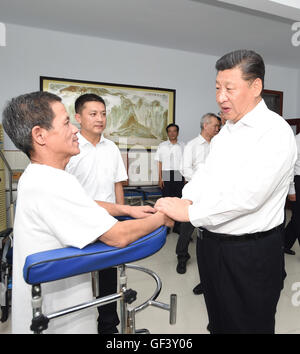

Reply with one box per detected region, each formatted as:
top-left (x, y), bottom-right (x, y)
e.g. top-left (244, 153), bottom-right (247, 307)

top-left (154, 144), bottom-right (161, 162)
top-left (37, 173), bottom-right (118, 249)
top-left (114, 146), bottom-right (128, 183)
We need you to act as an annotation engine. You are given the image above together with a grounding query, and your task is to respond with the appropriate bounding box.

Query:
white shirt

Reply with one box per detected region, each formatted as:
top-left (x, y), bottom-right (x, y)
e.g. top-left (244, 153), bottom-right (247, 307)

top-left (12, 164), bottom-right (118, 334)
top-left (155, 140), bottom-right (185, 171)
top-left (288, 133), bottom-right (300, 194)
top-left (66, 133), bottom-right (128, 203)
top-left (183, 100), bottom-right (297, 235)
top-left (182, 134), bottom-right (210, 181)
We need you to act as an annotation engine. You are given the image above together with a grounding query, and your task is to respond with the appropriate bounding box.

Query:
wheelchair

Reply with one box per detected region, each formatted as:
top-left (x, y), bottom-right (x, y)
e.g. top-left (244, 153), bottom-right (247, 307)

top-left (0, 227), bottom-right (13, 323)
top-left (24, 223), bottom-right (177, 334)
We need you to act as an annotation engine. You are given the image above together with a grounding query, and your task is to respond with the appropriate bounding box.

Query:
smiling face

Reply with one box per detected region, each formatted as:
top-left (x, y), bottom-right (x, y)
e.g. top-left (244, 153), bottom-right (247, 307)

top-left (75, 101), bottom-right (107, 141)
top-left (216, 66), bottom-right (262, 123)
top-left (46, 101), bottom-right (80, 159)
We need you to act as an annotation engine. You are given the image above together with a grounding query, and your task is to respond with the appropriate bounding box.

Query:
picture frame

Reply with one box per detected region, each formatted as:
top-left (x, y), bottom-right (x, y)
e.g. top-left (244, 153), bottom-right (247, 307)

top-left (262, 89), bottom-right (283, 116)
top-left (40, 76), bottom-right (176, 149)
top-left (286, 119), bottom-right (300, 135)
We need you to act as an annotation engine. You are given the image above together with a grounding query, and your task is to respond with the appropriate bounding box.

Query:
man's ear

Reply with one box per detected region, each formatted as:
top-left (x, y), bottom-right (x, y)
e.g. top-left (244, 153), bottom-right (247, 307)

top-left (31, 126), bottom-right (47, 146)
top-left (75, 113), bottom-right (82, 125)
top-left (252, 78), bottom-right (263, 98)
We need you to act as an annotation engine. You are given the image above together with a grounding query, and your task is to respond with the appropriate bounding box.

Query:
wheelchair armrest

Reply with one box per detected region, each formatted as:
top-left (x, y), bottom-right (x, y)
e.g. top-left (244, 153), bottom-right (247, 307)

top-left (23, 225), bottom-right (167, 285)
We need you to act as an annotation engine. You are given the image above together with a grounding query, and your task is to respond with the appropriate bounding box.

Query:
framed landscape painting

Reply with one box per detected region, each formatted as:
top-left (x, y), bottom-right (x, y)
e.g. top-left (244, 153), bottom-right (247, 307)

top-left (41, 76), bottom-right (175, 149)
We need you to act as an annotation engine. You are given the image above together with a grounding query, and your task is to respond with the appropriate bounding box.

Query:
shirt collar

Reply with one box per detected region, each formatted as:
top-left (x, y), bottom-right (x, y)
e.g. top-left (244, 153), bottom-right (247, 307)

top-left (198, 134), bottom-right (209, 144)
top-left (226, 99), bottom-right (267, 130)
top-left (167, 139), bottom-right (181, 145)
top-left (77, 132), bottom-right (106, 146)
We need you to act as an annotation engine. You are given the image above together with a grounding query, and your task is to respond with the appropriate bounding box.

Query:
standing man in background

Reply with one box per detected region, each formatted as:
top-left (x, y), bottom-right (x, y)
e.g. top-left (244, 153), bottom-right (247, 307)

top-left (66, 93), bottom-right (127, 333)
top-left (175, 113), bottom-right (220, 295)
top-left (155, 49), bottom-right (297, 334)
top-left (155, 123), bottom-right (184, 233)
top-left (284, 132), bottom-right (300, 255)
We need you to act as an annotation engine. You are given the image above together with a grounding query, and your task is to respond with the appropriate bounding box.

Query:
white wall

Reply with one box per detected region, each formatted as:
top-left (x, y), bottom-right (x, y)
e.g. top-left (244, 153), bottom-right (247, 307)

top-left (265, 64), bottom-right (299, 119)
top-left (1, 23), bottom-right (299, 151)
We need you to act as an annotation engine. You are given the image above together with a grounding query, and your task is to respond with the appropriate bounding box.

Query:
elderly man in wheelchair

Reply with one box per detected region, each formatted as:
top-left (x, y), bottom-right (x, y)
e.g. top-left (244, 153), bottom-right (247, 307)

top-left (2, 91), bottom-right (176, 334)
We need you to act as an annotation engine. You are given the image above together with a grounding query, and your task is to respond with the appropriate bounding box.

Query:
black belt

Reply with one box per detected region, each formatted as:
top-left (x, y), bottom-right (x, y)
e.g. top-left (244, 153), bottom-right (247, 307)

top-left (197, 224), bottom-right (284, 242)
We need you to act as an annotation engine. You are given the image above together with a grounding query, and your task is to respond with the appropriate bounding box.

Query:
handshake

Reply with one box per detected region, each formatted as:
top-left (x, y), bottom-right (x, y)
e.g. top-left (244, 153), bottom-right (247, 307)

top-left (154, 197), bottom-right (192, 224)
top-left (128, 197), bottom-right (193, 229)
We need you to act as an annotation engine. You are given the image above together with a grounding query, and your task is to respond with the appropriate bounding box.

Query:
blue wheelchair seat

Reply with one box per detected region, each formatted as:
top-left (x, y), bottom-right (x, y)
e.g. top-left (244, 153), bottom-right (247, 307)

top-left (23, 225), bottom-right (167, 285)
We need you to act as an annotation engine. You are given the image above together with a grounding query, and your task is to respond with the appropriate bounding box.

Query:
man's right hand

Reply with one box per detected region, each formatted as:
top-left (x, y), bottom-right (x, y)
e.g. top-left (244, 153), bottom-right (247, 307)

top-left (155, 197), bottom-right (192, 222)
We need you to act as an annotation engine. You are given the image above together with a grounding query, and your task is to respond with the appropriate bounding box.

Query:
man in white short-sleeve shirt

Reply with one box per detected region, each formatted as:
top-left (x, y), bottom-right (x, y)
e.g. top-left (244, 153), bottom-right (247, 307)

top-left (66, 94), bottom-right (128, 333)
top-left (155, 124), bottom-right (185, 196)
top-left (2, 91), bottom-right (173, 334)
top-left (155, 123), bottom-right (185, 233)
top-left (66, 94), bottom-right (127, 204)
top-left (67, 133), bottom-right (127, 203)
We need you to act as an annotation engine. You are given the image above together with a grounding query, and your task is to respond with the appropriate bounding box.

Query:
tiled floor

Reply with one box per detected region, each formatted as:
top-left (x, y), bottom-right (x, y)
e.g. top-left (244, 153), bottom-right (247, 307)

top-left (128, 229), bottom-right (300, 334)
top-left (1, 222), bottom-right (300, 334)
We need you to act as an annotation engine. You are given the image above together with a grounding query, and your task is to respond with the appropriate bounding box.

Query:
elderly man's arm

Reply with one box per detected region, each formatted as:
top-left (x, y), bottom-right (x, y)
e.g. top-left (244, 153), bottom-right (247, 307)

top-left (95, 200), bottom-right (155, 219)
top-left (100, 211), bottom-right (174, 248)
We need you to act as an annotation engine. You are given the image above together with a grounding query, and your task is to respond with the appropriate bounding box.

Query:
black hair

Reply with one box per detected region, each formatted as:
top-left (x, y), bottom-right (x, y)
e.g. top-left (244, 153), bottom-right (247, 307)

top-left (166, 123), bottom-right (179, 133)
top-left (75, 93), bottom-right (106, 113)
top-left (215, 49), bottom-right (265, 90)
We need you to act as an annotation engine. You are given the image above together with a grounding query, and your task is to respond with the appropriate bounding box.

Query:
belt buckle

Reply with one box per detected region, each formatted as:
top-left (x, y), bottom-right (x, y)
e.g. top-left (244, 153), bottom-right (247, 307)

top-left (197, 228), bottom-right (204, 240)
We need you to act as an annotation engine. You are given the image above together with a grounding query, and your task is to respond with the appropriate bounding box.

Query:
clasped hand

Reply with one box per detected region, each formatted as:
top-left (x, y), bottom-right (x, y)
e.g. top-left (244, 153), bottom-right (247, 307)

top-left (154, 197), bottom-right (192, 222)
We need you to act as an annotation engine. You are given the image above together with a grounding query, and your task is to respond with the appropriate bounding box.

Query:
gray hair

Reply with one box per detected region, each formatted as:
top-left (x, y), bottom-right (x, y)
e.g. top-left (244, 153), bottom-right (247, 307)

top-left (2, 91), bottom-right (61, 158)
top-left (200, 113), bottom-right (220, 129)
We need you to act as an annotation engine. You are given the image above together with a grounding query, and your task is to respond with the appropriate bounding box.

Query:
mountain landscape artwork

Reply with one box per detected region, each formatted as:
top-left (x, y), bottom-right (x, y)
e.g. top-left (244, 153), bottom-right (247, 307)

top-left (41, 77), bottom-right (175, 149)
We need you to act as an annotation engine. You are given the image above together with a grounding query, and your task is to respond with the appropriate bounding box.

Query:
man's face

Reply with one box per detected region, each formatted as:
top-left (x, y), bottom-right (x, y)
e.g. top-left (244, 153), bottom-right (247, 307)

top-left (46, 101), bottom-right (79, 158)
top-left (216, 66), bottom-right (261, 123)
top-left (167, 126), bottom-right (179, 141)
top-left (75, 101), bottom-right (106, 137)
top-left (204, 117), bottom-right (221, 138)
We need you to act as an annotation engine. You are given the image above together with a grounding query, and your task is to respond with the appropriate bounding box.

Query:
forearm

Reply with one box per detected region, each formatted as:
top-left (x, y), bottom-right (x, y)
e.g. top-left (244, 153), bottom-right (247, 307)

top-left (100, 212), bottom-right (166, 248)
top-left (115, 182), bottom-right (125, 205)
top-left (182, 149), bottom-right (193, 181)
top-left (158, 162), bottom-right (163, 181)
top-left (96, 200), bottom-right (131, 217)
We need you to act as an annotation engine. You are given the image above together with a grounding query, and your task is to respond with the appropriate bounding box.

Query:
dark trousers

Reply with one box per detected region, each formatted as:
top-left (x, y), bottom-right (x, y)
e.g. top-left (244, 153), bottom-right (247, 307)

top-left (162, 170), bottom-right (184, 232)
top-left (97, 267), bottom-right (120, 333)
top-left (197, 227), bottom-right (285, 334)
top-left (285, 175), bottom-right (300, 250)
top-left (161, 170), bottom-right (184, 198)
top-left (176, 222), bottom-right (195, 260)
